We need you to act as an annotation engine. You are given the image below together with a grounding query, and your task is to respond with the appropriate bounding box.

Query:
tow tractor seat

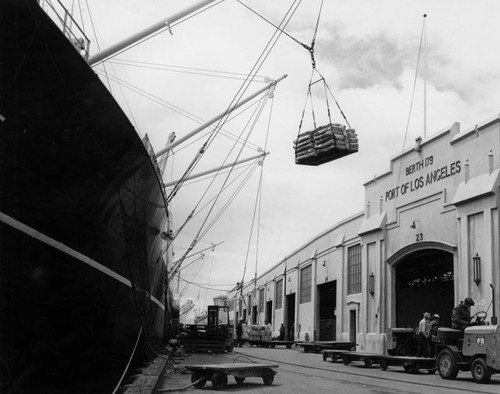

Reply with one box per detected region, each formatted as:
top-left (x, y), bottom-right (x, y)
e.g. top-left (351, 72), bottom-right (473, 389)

top-left (437, 327), bottom-right (463, 341)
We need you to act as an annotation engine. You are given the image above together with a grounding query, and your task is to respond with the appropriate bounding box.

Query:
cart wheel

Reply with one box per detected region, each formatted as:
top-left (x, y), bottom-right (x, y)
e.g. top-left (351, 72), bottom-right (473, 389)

top-left (380, 359), bottom-right (388, 371)
top-left (322, 352), bottom-right (327, 361)
top-left (437, 349), bottom-right (459, 380)
top-left (286, 344), bottom-right (292, 349)
top-left (342, 356), bottom-right (349, 365)
top-left (262, 368), bottom-right (274, 385)
top-left (364, 359), bottom-right (372, 368)
top-left (332, 355), bottom-right (338, 362)
top-left (211, 372), bottom-right (228, 390)
top-left (226, 344), bottom-right (234, 352)
top-left (410, 363), bottom-right (420, 373)
top-left (271, 344), bottom-right (275, 348)
top-left (471, 357), bottom-right (492, 384)
top-left (403, 365), bottom-right (411, 372)
top-left (234, 376), bottom-right (245, 384)
top-left (191, 372), bottom-right (206, 388)
top-left (427, 368), bottom-right (437, 375)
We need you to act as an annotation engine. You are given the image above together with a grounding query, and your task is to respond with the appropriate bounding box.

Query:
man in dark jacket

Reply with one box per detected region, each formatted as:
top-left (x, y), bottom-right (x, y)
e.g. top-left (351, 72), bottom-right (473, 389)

top-left (452, 297), bottom-right (475, 330)
top-left (236, 320), bottom-right (243, 347)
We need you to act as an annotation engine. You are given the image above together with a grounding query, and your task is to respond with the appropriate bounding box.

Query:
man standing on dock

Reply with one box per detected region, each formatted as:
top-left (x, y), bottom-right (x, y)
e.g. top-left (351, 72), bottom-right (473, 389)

top-left (416, 312), bottom-right (431, 357)
top-left (236, 319), bottom-right (243, 347)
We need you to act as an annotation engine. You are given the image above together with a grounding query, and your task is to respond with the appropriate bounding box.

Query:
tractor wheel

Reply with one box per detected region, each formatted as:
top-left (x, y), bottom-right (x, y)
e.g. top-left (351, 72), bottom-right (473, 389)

top-left (234, 376), bottom-right (245, 384)
top-left (437, 349), bottom-right (459, 380)
top-left (471, 358), bottom-right (492, 384)
top-left (262, 368), bottom-right (274, 385)
top-left (211, 372), bottom-right (228, 390)
top-left (191, 372), bottom-right (206, 388)
top-left (395, 344), bottom-right (409, 356)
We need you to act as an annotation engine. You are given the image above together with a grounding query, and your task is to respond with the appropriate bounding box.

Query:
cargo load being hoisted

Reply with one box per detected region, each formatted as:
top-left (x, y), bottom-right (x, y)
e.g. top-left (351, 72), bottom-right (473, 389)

top-left (291, 0), bottom-right (358, 166)
top-left (294, 122), bottom-right (358, 166)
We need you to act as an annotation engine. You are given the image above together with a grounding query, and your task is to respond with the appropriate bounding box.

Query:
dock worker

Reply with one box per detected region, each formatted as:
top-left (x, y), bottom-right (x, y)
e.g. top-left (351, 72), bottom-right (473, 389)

top-left (428, 314), bottom-right (440, 357)
top-left (416, 312), bottom-right (431, 357)
top-left (236, 319), bottom-right (244, 347)
top-left (279, 323), bottom-right (285, 341)
top-left (451, 297), bottom-right (475, 330)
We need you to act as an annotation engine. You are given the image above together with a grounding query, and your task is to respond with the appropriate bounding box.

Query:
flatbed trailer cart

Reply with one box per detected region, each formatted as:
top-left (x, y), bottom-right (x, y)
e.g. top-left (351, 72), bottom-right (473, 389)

top-left (322, 349), bottom-right (350, 362)
top-left (248, 340), bottom-right (294, 349)
top-left (378, 355), bottom-right (436, 374)
top-left (332, 351), bottom-right (383, 367)
top-left (301, 341), bottom-right (355, 353)
top-left (182, 363), bottom-right (278, 390)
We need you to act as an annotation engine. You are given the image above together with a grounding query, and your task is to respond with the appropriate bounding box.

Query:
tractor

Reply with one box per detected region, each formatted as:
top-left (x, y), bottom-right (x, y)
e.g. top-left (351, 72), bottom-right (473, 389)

top-left (435, 309), bottom-right (500, 383)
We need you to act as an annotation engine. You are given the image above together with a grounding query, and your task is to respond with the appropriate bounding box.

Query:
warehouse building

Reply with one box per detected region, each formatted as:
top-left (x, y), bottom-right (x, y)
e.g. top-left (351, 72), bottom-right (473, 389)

top-left (228, 115), bottom-right (500, 353)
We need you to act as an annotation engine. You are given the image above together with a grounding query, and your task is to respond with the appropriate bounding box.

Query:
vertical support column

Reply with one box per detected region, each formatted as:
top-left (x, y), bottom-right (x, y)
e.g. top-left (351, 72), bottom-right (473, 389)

top-left (311, 250), bottom-right (317, 341)
top-left (295, 264), bottom-right (300, 342)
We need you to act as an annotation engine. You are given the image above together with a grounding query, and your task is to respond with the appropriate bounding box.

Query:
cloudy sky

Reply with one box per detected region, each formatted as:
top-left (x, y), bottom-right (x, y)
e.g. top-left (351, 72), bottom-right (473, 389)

top-left (71, 0), bottom-right (500, 320)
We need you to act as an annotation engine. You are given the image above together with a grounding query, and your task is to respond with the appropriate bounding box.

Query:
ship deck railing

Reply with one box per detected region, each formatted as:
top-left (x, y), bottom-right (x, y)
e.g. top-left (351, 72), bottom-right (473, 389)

top-left (39, 0), bottom-right (91, 60)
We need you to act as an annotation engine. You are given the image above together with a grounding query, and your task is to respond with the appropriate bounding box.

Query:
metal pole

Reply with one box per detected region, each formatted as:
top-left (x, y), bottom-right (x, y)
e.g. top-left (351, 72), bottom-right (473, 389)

top-left (163, 151), bottom-right (268, 187)
top-left (155, 74), bottom-right (287, 159)
top-left (88, 0), bottom-right (218, 66)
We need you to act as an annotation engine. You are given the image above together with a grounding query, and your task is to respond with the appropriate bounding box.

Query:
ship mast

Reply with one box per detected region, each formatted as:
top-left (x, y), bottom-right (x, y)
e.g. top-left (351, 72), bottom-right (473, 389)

top-left (88, 0), bottom-right (219, 66)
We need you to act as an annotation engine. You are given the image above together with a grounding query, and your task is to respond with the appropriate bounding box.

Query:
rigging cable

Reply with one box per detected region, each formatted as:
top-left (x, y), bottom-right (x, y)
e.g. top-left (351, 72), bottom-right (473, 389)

top-left (196, 94), bottom-right (270, 238)
top-left (162, 160), bottom-right (257, 255)
top-left (171, 0), bottom-right (302, 289)
top-left (94, 69), bottom-right (261, 152)
top-left (401, 14), bottom-right (426, 151)
top-left (166, 91), bottom-right (268, 214)
top-left (167, 0), bottom-right (301, 203)
top-left (240, 0), bottom-right (351, 131)
top-left (241, 91), bottom-right (273, 292)
top-left (108, 59), bottom-right (270, 83)
top-left (84, 0), bottom-right (141, 129)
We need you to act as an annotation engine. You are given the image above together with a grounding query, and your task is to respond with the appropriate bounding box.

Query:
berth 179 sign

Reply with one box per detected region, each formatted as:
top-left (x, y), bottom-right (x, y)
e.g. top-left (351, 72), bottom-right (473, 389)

top-left (385, 155), bottom-right (461, 201)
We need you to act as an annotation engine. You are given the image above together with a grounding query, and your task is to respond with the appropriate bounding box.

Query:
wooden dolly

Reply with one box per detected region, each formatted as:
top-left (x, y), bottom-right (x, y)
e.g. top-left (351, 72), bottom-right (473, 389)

top-left (182, 363), bottom-right (278, 390)
top-left (301, 341), bottom-right (355, 353)
top-left (248, 340), bottom-right (294, 349)
top-left (322, 349), bottom-right (351, 362)
top-left (379, 355), bottom-right (437, 374)
top-left (332, 351), bottom-right (383, 367)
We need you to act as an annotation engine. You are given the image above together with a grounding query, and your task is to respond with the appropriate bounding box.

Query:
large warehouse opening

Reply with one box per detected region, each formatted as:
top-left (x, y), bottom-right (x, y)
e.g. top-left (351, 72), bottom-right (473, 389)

top-left (395, 249), bottom-right (454, 329)
top-left (318, 281), bottom-right (337, 340)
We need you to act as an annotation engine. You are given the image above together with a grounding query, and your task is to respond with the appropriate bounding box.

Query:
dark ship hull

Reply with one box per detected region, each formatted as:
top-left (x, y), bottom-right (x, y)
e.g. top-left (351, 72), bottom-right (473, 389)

top-left (0, 0), bottom-right (169, 391)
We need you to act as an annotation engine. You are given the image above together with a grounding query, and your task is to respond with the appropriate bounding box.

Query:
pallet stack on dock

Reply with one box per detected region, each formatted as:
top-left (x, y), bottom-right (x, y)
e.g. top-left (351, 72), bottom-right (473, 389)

top-left (294, 123), bottom-right (358, 165)
top-left (247, 324), bottom-right (272, 342)
top-left (182, 324), bottom-right (229, 353)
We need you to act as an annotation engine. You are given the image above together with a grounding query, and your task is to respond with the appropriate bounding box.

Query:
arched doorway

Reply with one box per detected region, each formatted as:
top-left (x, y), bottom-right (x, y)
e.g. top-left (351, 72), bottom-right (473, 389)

top-left (394, 248), bottom-right (454, 329)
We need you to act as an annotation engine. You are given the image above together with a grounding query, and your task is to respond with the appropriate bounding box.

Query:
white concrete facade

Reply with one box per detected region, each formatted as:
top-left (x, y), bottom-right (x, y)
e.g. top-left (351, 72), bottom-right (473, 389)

top-left (229, 115), bottom-right (500, 353)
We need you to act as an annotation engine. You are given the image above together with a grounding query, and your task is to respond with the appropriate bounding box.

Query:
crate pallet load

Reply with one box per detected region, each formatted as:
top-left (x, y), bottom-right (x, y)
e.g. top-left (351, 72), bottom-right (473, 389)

top-left (248, 324), bottom-right (272, 342)
top-left (294, 123), bottom-right (358, 166)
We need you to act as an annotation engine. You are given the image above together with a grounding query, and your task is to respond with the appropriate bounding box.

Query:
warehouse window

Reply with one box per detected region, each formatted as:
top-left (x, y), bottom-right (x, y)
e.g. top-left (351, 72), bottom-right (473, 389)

top-left (259, 288), bottom-right (265, 312)
top-left (300, 265), bottom-right (312, 303)
top-left (275, 279), bottom-right (283, 309)
top-left (348, 244), bottom-right (362, 294)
